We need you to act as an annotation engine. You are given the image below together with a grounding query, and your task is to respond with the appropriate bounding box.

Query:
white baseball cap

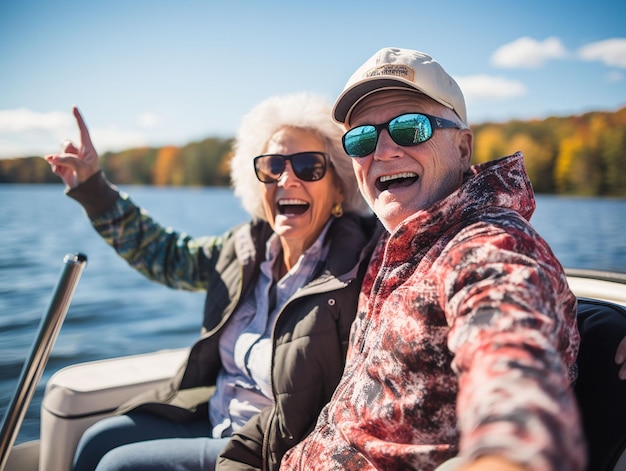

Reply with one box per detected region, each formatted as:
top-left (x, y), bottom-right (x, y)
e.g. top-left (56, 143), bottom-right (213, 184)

top-left (332, 47), bottom-right (468, 126)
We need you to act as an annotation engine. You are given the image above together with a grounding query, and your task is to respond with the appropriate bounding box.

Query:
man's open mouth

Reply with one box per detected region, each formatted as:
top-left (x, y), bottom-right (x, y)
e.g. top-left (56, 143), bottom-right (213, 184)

top-left (278, 198), bottom-right (310, 215)
top-left (376, 172), bottom-right (419, 191)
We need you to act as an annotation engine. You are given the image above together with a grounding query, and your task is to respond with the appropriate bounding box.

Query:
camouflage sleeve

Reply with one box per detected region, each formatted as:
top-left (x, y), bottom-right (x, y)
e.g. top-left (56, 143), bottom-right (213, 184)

top-left (90, 191), bottom-right (225, 291)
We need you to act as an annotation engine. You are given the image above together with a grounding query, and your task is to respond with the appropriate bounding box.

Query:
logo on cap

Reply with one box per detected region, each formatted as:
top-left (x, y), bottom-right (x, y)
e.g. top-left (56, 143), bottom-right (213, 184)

top-left (364, 64), bottom-right (415, 82)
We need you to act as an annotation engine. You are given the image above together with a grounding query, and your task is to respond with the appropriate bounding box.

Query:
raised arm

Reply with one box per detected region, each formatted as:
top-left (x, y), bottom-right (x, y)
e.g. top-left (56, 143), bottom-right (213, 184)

top-left (45, 106), bottom-right (100, 189)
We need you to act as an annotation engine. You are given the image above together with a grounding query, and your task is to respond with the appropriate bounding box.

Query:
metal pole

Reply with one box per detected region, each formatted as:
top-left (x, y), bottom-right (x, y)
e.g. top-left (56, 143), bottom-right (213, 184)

top-left (0, 253), bottom-right (87, 471)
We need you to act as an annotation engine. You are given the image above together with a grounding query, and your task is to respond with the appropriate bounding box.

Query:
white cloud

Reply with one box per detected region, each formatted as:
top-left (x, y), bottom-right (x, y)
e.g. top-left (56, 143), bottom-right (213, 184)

top-left (0, 109), bottom-right (76, 158)
top-left (137, 113), bottom-right (160, 128)
top-left (93, 127), bottom-right (148, 151)
top-left (578, 38), bottom-right (626, 68)
top-left (491, 37), bottom-right (567, 69)
top-left (0, 109), bottom-right (74, 133)
top-left (456, 75), bottom-right (527, 103)
top-left (0, 108), bottom-right (151, 158)
top-left (0, 138), bottom-right (42, 158)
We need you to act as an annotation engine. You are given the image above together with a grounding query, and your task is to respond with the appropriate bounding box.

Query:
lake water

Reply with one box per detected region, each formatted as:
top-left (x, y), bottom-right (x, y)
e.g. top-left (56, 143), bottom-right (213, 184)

top-left (1, 184), bottom-right (625, 444)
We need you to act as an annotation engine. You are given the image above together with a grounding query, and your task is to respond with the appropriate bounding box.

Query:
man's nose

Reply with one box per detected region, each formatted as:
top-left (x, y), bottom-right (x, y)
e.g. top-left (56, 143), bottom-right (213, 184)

top-left (373, 130), bottom-right (402, 161)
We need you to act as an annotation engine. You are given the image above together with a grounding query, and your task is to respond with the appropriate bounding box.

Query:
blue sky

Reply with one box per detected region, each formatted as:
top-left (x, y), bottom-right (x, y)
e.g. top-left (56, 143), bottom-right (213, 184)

top-left (1, 0), bottom-right (625, 158)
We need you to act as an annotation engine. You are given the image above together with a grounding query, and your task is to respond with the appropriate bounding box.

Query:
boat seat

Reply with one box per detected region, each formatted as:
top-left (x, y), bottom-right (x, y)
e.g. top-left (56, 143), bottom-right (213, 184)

top-left (40, 348), bottom-right (189, 471)
top-left (574, 297), bottom-right (626, 471)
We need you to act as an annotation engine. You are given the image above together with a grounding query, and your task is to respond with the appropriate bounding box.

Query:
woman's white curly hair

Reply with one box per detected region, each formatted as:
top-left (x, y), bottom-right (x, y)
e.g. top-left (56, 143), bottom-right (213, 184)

top-left (230, 92), bottom-right (370, 220)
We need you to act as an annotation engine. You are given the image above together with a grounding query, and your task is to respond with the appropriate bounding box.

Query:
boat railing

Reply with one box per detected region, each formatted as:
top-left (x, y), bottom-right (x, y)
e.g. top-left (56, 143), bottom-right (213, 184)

top-left (0, 253), bottom-right (87, 471)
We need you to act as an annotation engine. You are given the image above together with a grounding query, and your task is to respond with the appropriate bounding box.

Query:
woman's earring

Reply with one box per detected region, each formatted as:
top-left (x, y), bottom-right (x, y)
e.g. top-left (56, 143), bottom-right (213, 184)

top-left (331, 203), bottom-right (344, 218)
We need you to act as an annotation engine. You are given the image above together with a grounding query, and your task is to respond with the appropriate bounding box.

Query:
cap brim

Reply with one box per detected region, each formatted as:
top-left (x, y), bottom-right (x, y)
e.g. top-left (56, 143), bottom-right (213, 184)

top-left (332, 77), bottom-right (455, 125)
top-left (333, 78), bottom-right (418, 124)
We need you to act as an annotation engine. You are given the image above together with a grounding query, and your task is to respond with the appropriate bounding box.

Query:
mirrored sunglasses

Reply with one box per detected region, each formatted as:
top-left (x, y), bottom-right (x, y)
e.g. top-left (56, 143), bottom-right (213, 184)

top-left (253, 151), bottom-right (328, 183)
top-left (342, 112), bottom-right (461, 158)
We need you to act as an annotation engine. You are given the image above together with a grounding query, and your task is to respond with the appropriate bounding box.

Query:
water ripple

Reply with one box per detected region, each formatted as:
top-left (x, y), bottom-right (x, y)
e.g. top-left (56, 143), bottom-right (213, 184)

top-left (1, 185), bottom-right (624, 444)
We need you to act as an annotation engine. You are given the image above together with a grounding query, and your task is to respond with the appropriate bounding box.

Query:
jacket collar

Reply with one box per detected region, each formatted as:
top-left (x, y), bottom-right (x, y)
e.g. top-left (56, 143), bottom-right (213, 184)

top-left (391, 152), bottom-right (535, 242)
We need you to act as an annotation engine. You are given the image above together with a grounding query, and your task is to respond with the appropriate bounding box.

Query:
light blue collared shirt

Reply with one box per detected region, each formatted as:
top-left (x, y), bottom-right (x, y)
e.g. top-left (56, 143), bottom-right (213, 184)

top-left (209, 221), bottom-right (332, 437)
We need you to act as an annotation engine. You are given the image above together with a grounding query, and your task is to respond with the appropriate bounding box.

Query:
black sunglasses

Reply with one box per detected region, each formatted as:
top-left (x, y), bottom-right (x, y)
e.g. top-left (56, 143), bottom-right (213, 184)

top-left (342, 112), bottom-right (461, 158)
top-left (253, 151), bottom-right (328, 183)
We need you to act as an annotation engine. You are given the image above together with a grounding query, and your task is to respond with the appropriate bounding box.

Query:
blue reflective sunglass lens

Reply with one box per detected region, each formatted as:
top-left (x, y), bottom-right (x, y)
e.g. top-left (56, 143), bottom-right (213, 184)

top-left (342, 126), bottom-right (378, 158)
top-left (342, 113), bottom-right (439, 158)
top-left (388, 114), bottom-right (433, 146)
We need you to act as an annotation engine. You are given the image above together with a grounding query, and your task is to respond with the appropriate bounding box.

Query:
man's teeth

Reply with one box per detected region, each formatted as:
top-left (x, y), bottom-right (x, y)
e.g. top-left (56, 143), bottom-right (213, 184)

top-left (376, 172), bottom-right (419, 191)
top-left (379, 172), bottom-right (418, 183)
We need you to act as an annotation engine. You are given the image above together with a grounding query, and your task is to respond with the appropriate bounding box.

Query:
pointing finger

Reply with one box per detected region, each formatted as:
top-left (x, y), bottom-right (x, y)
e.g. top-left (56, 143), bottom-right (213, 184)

top-left (72, 105), bottom-right (95, 149)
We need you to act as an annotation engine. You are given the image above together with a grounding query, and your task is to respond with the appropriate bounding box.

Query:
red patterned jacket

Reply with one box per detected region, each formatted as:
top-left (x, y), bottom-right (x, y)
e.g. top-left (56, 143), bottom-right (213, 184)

top-left (282, 153), bottom-right (585, 471)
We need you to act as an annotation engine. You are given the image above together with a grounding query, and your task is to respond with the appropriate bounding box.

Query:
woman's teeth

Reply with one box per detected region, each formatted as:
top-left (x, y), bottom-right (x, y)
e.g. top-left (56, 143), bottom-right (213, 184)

top-left (278, 199), bottom-right (309, 215)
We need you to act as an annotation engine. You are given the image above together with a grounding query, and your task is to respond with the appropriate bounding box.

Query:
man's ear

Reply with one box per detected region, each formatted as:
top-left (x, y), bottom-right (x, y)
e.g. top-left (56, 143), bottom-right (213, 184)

top-left (457, 128), bottom-right (474, 167)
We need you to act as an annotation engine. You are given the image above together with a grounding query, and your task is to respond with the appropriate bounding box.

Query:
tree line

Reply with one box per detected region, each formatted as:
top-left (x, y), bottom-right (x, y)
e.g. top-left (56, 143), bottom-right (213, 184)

top-left (1, 106), bottom-right (625, 197)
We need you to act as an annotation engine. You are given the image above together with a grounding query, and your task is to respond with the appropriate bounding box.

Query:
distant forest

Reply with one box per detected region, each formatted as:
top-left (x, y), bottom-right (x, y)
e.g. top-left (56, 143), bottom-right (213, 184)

top-left (2, 106), bottom-right (625, 197)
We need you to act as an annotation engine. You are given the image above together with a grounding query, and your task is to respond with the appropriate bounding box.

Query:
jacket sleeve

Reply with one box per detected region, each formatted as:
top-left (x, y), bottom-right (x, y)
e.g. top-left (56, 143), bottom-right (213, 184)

top-left (445, 218), bottom-right (585, 470)
top-left (217, 407), bottom-right (268, 470)
top-left (67, 171), bottom-right (226, 291)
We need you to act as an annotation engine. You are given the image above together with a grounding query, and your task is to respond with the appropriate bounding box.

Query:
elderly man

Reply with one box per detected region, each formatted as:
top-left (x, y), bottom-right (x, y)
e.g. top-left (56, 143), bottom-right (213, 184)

top-left (280, 47), bottom-right (585, 471)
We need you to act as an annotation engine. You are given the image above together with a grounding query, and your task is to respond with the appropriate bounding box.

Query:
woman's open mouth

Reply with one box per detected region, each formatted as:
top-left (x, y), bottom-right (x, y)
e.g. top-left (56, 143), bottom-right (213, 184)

top-left (277, 198), bottom-right (310, 215)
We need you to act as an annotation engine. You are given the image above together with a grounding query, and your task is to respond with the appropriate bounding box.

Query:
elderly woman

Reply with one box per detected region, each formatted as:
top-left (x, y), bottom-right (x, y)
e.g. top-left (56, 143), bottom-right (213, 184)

top-left (45, 93), bottom-right (378, 471)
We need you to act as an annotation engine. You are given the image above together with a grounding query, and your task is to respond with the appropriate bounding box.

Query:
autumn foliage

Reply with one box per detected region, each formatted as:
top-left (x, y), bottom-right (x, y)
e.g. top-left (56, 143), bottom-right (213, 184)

top-left (1, 107), bottom-right (625, 197)
top-left (471, 106), bottom-right (626, 196)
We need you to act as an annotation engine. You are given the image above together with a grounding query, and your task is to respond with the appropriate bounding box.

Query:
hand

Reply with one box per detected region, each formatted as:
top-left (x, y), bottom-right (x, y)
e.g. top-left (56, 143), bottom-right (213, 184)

top-left (457, 456), bottom-right (527, 471)
top-left (616, 335), bottom-right (626, 380)
top-left (44, 106), bottom-right (100, 189)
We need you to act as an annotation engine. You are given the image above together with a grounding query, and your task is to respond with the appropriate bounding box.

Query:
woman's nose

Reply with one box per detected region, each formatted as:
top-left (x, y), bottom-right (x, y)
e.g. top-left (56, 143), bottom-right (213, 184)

top-left (277, 161), bottom-right (300, 186)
